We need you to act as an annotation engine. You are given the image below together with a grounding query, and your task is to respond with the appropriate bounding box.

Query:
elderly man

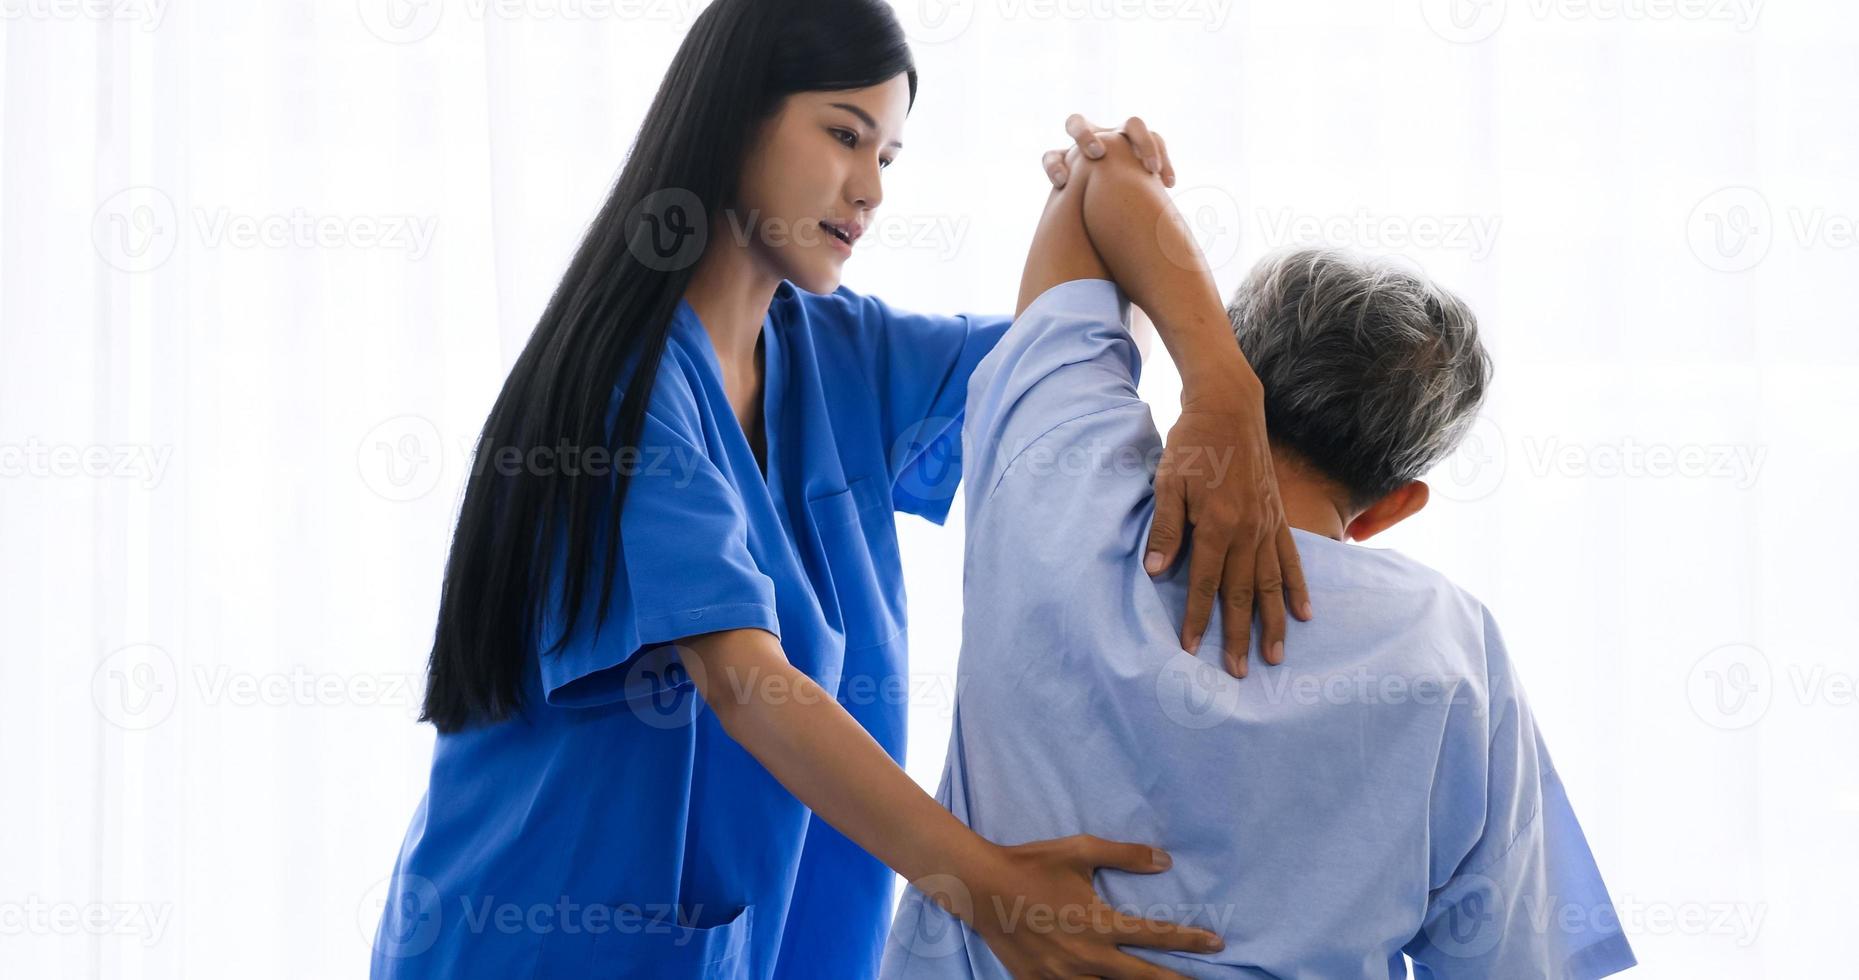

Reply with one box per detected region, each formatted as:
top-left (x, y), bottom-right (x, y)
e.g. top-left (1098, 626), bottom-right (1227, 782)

top-left (881, 141), bottom-right (1637, 980)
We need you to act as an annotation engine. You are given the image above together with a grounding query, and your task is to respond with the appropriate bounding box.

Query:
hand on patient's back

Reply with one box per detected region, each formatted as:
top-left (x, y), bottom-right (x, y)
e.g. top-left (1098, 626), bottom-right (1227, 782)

top-left (1146, 391), bottom-right (1313, 679)
top-left (1030, 112), bottom-right (1309, 676)
top-left (1044, 112), bottom-right (1175, 189)
top-left (948, 835), bottom-right (1222, 979)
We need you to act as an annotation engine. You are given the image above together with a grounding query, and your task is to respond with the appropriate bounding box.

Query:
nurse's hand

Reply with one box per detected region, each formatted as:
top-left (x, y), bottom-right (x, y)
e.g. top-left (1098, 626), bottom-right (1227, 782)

top-left (947, 835), bottom-right (1221, 978)
top-left (1149, 378), bottom-right (1312, 678)
top-left (1044, 113), bottom-right (1176, 189)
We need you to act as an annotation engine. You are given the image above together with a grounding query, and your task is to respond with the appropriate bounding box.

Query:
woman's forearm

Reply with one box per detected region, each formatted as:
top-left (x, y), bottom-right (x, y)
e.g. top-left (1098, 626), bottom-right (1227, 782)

top-left (680, 628), bottom-right (993, 902)
top-left (1074, 141), bottom-right (1262, 402)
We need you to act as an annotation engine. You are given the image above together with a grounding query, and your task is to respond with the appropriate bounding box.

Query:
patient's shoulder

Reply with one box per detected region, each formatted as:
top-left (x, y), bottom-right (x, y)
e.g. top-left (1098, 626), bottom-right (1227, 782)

top-left (1306, 535), bottom-right (1500, 671)
top-left (1300, 532), bottom-right (1470, 602)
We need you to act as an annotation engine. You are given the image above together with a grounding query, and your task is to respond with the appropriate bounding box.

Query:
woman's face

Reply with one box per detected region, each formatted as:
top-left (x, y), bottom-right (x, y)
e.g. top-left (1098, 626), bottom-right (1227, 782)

top-left (731, 73), bottom-right (911, 295)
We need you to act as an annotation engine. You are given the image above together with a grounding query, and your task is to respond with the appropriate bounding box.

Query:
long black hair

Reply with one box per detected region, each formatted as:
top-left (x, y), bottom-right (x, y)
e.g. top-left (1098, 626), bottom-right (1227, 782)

top-left (420, 0), bottom-right (918, 732)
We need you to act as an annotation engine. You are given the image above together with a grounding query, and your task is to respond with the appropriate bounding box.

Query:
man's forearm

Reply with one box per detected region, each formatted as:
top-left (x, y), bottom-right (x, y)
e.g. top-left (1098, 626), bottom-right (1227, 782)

top-left (1074, 142), bottom-right (1261, 401)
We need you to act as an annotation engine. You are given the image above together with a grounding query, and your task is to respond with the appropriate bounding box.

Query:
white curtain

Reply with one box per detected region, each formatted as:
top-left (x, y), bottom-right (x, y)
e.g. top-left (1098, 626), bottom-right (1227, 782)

top-left (3, 1), bottom-right (1851, 976)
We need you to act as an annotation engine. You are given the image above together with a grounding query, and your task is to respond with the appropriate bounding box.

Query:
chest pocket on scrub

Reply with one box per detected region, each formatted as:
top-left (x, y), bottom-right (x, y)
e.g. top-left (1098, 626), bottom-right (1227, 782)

top-left (804, 475), bottom-right (905, 651)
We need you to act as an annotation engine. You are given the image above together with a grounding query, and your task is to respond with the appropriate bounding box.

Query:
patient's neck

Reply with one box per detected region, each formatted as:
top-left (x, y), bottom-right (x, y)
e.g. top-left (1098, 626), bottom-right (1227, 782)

top-left (1270, 449), bottom-right (1351, 542)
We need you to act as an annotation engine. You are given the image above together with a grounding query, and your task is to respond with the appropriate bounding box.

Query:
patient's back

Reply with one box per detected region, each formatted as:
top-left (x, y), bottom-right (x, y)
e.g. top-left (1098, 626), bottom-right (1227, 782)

top-left (925, 453), bottom-right (1496, 978)
top-left (881, 280), bottom-right (1633, 980)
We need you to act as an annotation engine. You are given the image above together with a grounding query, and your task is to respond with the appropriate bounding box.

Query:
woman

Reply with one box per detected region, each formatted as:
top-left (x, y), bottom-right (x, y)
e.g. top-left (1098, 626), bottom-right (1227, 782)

top-left (373, 1), bottom-right (1310, 977)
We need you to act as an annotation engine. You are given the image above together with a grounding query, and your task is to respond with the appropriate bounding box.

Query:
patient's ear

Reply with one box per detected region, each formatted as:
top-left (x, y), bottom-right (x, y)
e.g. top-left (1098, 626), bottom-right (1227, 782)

top-left (1344, 481), bottom-right (1429, 543)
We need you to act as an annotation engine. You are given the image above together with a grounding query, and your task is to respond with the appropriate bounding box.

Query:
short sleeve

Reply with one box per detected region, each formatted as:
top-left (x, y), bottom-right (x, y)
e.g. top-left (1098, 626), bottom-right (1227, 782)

top-left (531, 406), bottom-right (780, 709)
top-left (830, 288), bottom-right (1012, 525)
top-left (1403, 610), bottom-right (1637, 979)
top-left (961, 279), bottom-right (1139, 511)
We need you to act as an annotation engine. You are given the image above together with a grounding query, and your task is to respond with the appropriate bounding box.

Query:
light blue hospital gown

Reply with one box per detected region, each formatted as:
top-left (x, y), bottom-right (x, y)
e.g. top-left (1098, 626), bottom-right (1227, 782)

top-left (880, 279), bottom-right (1638, 980)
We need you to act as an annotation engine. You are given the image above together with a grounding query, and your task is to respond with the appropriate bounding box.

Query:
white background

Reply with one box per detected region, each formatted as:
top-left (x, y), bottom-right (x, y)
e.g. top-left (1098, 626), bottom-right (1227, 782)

top-left (3, 0), bottom-right (1853, 976)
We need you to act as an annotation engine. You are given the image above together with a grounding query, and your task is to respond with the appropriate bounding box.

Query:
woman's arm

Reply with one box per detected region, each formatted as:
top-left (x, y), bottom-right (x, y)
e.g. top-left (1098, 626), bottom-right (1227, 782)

top-left (681, 627), bottom-right (1224, 979)
top-left (1020, 137), bottom-right (1313, 678)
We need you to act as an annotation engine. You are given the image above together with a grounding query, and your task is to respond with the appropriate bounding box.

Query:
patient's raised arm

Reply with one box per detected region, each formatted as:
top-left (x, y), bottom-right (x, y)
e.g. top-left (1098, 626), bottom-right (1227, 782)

top-left (1011, 137), bottom-right (1312, 678)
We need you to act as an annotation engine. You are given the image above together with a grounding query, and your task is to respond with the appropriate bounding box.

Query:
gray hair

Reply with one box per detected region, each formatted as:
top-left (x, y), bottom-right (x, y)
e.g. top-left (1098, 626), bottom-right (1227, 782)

top-left (1227, 247), bottom-right (1491, 508)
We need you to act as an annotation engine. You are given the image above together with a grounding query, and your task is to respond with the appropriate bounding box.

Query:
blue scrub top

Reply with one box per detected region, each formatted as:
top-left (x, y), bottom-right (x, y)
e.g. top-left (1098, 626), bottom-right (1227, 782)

top-left (372, 282), bottom-right (1011, 979)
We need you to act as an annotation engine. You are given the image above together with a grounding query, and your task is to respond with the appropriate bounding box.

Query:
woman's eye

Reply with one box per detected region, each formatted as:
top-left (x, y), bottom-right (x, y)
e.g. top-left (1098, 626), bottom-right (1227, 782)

top-left (832, 128), bottom-right (858, 149)
top-left (879, 157), bottom-right (894, 170)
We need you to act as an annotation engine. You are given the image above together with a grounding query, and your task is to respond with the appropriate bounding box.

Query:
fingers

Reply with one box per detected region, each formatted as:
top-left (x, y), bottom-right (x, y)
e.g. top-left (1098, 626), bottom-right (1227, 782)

top-left (1065, 113), bottom-right (1106, 159)
top-left (1119, 115), bottom-right (1161, 176)
top-left (1043, 148), bottom-right (1069, 189)
top-left (1069, 835), bottom-right (1173, 875)
top-left (1150, 130), bottom-right (1175, 188)
top-left (1060, 835), bottom-right (1225, 977)
top-left (1252, 534), bottom-right (1286, 667)
top-left (1279, 521), bottom-right (1312, 621)
top-left (1095, 953), bottom-right (1193, 980)
top-left (1110, 912), bottom-right (1226, 956)
top-left (1217, 535), bottom-right (1256, 678)
top-left (1179, 526), bottom-right (1230, 656)
top-left (1144, 473), bottom-right (1185, 577)
top-left (1061, 112), bottom-right (1172, 186)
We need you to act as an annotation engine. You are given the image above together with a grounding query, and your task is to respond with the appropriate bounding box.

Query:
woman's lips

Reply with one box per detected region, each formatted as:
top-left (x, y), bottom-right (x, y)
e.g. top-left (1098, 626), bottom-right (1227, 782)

top-left (820, 221), bottom-right (854, 255)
